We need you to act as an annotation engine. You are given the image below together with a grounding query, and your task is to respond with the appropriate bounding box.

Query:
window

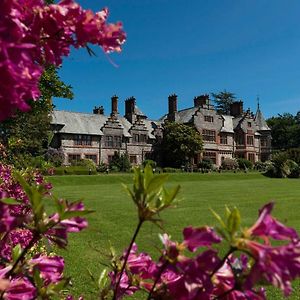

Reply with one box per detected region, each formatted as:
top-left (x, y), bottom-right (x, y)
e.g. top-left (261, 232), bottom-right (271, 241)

top-left (248, 153), bottom-right (255, 163)
top-left (140, 134), bottom-right (147, 143)
top-left (247, 136), bottom-right (254, 145)
top-left (85, 154), bottom-right (97, 164)
top-left (108, 155), bottom-right (114, 163)
top-left (236, 134), bottom-right (244, 145)
top-left (74, 135), bottom-right (92, 146)
top-left (105, 136), bottom-right (113, 147)
top-left (247, 122), bottom-right (252, 127)
top-left (68, 154), bottom-right (81, 164)
top-left (261, 137), bottom-right (267, 147)
top-left (114, 136), bottom-right (122, 148)
top-left (220, 134), bottom-right (228, 145)
top-left (202, 130), bottom-right (216, 142)
top-left (133, 134), bottom-right (139, 143)
top-left (203, 151), bottom-right (216, 164)
top-left (204, 116), bottom-right (214, 123)
top-left (129, 155), bottom-right (137, 164)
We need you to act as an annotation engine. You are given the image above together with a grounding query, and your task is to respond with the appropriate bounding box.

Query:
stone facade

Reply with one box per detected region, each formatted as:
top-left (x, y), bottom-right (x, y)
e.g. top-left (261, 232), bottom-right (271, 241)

top-left (50, 94), bottom-right (271, 167)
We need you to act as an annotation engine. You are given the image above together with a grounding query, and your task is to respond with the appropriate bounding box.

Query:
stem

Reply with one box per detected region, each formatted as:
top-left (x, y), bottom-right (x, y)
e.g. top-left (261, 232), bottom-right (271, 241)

top-left (113, 219), bottom-right (144, 300)
top-left (210, 247), bottom-right (236, 278)
top-left (147, 261), bottom-right (168, 300)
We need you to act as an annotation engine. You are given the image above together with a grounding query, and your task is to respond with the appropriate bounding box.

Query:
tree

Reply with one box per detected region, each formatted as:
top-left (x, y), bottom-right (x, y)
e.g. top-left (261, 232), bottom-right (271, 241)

top-left (211, 90), bottom-right (236, 114)
top-left (161, 122), bottom-right (203, 168)
top-left (0, 66), bottom-right (73, 166)
top-left (267, 112), bottom-right (300, 150)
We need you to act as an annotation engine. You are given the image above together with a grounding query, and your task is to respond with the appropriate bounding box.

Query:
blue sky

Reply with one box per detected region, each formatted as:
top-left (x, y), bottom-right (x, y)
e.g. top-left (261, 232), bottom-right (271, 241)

top-left (54, 0), bottom-right (300, 119)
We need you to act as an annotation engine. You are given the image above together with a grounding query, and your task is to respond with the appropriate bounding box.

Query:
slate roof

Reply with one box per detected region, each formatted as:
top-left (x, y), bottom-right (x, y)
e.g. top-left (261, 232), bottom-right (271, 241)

top-left (51, 110), bottom-right (158, 139)
top-left (52, 110), bottom-right (105, 136)
top-left (254, 107), bottom-right (270, 131)
top-left (159, 107), bottom-right (198, 123)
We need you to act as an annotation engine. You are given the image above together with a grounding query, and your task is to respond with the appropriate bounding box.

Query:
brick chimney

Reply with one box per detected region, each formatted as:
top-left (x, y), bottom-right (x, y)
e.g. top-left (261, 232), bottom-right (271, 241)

top-left (194, 94), bottom-right (209, 107)
top-left (93, 106), bottom-right (104, 115)
top-left (167, 94), bottom-right (179, 122)
top-left (230, 101), bottom-right (243, 117)
top-left (168, 94), bottom-right (178, 114)
top-left (125, 96), bottom-right (136, 123)
top-left (111, 95), bottom-right (118, 116)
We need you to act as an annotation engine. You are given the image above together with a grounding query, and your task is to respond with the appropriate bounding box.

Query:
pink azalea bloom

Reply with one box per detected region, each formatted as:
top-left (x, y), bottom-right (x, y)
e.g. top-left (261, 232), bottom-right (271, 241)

top-left (247, 202), bottom-right (298, 242)
top-left (5, 277), bottom-right (36, 300)
top-left (183, 226), bottom-right (221, 252)
top-left (30, 255), bottom-right (64, 285)
top-left (244, 240), bottom-right (300, 296)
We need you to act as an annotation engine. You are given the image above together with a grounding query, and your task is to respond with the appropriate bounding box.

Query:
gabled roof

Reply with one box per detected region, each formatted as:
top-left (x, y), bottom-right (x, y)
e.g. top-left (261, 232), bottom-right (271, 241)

top-left (254, 105), bottom-right (270, 131)
top-left (159, 107), bottom-right (198, 123)
top-left (220, 115), bottom-right (234, 133)
top-left (52, 110), bottom-right (105, 136)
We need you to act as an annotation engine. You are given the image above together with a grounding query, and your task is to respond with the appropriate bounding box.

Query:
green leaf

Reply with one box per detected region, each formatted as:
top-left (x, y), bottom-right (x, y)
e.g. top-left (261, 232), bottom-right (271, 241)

top-left (0, 198), bottom-right (20, 205)
top-left (12, 244), bottom-right (22, 263)
top-left (98, 268), bottom-right (108, 290)
top-left (210, 208), bottom-right (226, 229)
top-left (60, 209), bottom-right (94, 220)
top-left (227, 207), bottom-right (241, 236)
top-left (146, 174), bottom-right (168, 194)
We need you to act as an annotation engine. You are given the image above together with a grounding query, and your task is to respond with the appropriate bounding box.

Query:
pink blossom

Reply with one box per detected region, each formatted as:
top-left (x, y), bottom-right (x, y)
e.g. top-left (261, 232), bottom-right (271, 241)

top-left (0, 0), bottom-right (126, 121)
top-left (247, 202), bottom-right (298, 242)
top-left (30, 255), bottom-right (64, 285)
top-left (183, 226), bottom-right (221, 252)
top-left (5, 277), bottom-right (36, 300)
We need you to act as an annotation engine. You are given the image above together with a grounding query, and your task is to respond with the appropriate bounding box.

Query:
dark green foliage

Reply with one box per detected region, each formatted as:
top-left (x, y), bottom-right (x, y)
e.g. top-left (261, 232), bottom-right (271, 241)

top-left (162, 167), bottom-right (182, 173)
top-left (267, 112), bottom-right (300, 150)
top-left (45, 147), bottom-right (64, 167)
top-left (142, 160), bottom-right (157, 169)
top-left (237, 158), bottom-right (253, 170)
top-left (109, 152), bottom-right (131, 172)
top-left (211, 90), bottom-right (236, 114)
top-left (54, 166), bottom-right (97, 175)
top-left (0, 66), bottom-right (73, 167)
top-left (265, 151), bottom-right (299, 178)
top-left (161, 122), bottom-right (203, 168)
top-left (198, 158), bottom-right (213, 170)
top-left (286, 148), bottom-right (300, 164)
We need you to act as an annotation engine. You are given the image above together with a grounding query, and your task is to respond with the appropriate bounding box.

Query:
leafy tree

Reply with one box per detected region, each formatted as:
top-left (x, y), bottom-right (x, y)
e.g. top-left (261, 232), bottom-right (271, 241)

top-left (211, 90), bottom-right (236, 114)
top-left (109, 152), bottom-right (131, 172)
top-left (267, 112), bottom-right (300, 150)
top-left (161, 122), bottom-right (203, 168)
top-left (0, 66), bottom-right (73, 166)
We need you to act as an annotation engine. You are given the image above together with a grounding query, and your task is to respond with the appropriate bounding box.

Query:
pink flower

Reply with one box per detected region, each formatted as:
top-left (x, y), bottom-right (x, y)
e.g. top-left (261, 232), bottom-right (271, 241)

top-left (30, 255), bottom-right (64, 285)
top-left (244, 240), bottom-right (300, 296)
top-left (5, 277), bottom-right (36, 300)
top-left (246, 202), bottom-right (298, 242)
top-left (183, 226), bottom-right (221, 252)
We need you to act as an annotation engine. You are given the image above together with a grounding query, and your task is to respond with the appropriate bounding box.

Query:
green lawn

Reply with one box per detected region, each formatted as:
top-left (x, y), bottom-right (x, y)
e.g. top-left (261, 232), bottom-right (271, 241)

top-left (48, 172), bottom-right (300, 299)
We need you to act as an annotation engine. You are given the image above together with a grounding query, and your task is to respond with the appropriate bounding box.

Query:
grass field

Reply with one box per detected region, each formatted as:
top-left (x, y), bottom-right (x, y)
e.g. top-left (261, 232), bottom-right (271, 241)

top-left (48, 172), bottom-right (300, 299)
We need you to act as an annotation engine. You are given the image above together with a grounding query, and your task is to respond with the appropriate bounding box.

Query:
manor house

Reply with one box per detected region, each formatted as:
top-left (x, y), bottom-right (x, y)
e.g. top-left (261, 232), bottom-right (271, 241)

top-left (50, 94), bottom-right (272, 167)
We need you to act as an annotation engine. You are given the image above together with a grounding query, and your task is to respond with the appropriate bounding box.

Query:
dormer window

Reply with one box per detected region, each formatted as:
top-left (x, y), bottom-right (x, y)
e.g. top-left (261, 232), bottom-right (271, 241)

top-left (204, 116), bottom-right (214, 123)
top-left (248, 122), bottom-right (252, 127)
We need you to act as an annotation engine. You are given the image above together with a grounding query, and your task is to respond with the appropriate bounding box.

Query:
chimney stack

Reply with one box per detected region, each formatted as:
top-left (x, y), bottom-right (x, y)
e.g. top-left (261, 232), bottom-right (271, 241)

top-left (194, 94), bottom-right (209, 107)
top-left (125, 96), bottom-right (136, 116)
top-left (111, 95), bottom-right (118, 116)
top-left (93, 106), bottom-right (104, 115)
top-left (168, 94), bottom-right (178, 114)
top-left (230, 101), bottom-right (243, 117)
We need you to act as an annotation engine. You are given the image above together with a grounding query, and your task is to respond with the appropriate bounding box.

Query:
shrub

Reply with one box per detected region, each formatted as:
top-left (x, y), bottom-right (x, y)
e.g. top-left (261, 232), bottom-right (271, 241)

top-left (45, 147), bottom-right (64, 167)
top-left (286, 148), bottom-right (300, 164)
top-left (198, 158), bottom-right (213, 170)
top-left (109, 152), bottom-right (131, 172)
top-left (97, 161), bottom-right (109, 173)
top-left (142, 159), bottom-right (157, 169)
top-left (221, 158), bottom-right (238, 170)
top-left (163, 167), bottom-right (181, 173)
top-left (237, 158), bottom-right (253, 170)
